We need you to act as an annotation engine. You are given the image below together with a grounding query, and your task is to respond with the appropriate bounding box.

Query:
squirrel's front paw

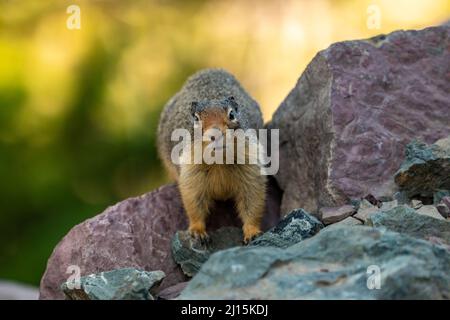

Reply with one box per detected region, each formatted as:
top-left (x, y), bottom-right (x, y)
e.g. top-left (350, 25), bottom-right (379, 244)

top-left (243, 225), bottom-right (262, 245)
top-left (189, 226), bottom-right (211, 246)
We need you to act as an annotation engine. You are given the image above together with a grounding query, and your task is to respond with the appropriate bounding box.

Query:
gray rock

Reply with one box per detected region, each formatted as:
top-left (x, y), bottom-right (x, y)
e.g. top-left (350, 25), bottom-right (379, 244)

top-left (61, 268), bottom-right (165, 300)
top-left (249, 208), bottom-right (324, 248)
top-left (319, 205), bottom-right (355, 225)
top-left (367, 205), bottom-right (450, 246)
top-left (353, 200), bottom-right (380, 223)
top-left (411, 199), bottom-right (423, 209)
top-left (395, 136), bottom-right (450, 198)
top-left (179, 226), bottom-right (450, 299)
top-left (393, 191), bottom-right (410, 205)
top-left (325, 216), bottom-right (362, 229)
top-left (172, 209), bottom-right (322, 277)
top-left (416, 205), bottom-right (446, 220)
top-left (171, 227), bottom-right (243, 277)
top-left (380, 200), bottom-right (398, 211)
top-left (0, 281), bottom-right (39, 300)
top-left (267, 25), bottom-right (450, 214)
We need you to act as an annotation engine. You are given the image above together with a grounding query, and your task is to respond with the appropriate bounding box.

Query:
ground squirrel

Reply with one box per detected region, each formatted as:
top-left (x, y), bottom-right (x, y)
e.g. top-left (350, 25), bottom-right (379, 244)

top-left (157, 69), bottom-right (267, 244)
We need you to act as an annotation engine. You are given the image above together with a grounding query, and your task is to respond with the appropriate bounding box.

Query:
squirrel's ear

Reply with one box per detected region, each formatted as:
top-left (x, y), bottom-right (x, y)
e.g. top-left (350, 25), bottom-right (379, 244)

top-left (191, 101), bottom-right (198, 114)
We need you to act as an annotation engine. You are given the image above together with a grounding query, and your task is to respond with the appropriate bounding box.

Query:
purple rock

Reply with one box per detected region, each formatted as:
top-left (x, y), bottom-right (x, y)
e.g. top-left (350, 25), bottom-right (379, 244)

top-left (319, 205), bottom-right (356, 225)
top-left (442, 196), bottom-right (450, 209)
top-left (268, 25), bottom-right (450, 214)
top-left (157, 281), bottom-right (189, 300)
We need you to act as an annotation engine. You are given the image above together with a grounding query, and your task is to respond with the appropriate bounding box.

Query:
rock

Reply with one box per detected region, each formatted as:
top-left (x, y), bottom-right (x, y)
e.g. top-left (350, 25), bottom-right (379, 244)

top-left (395, 136), bottom-right (450, 198)
top-left (179, 226), bottom-right (450, 299)
top-left (249, 208), bottom-right (324, 248)
top-left (326, 216), bottom-right (362, 229)
top-left (156, 281), bottom-right (189, 300)
top-left (367, 206), bottom-right (450, 246)
top-left (353, 199), bottom-right (380, 223)
top-left (434, 190), bottom-right (450, 205)
top-left (172, 209), bottom-right (321, 277)
top-left (171, 227), bottom-right (243, 277)
top-left (0, 281), bottom-right (39, 300)
top-left (411, 199), bottom-right (423, 209)
top-left (378, 196), bottom-right (394, 203)
top-left (437, 196), bottom-right (450, 219)
top-left (267, 25), bottom-right (450, 214)
top-left (39, 180), bottom-right (282, 300)
top-left (393, 191), bottom-right (410, 205)
top-left (319, 205), bottom-right (355, 225)
top-left (61, 268), bottom-right (165, 300)
top-left (363, 194), bottom-right (382, 208)
top-left (436, 204), bottom-right (449, 219)
top-left (441, 196), bottom-right (450, 209)
top-left (380, 200), bottom-right (398, 211)
top-left (416, 205), bottom-right (446, 220)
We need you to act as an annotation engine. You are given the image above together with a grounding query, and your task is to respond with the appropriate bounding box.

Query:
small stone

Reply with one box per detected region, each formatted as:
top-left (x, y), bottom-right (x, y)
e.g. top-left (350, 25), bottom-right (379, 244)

top-left (381, 200), bottom-right (398, 211)
top-left (367, 206), bottom-right (450, 247)
top-left (61, 268), bottom-right (165, 300)
top-left (349, 199), bottom-right (361, 210)
top-left (353, 199), bottom-right (380, 223)
top-left (364, 194), bottom-right (382, 207)
top-left (378, 196), bottom-right (394, 202)
top-left (325, 216), bottom-right (362, 230)
top-left (156, 282), bottom-right (189, 300)
top-left (249, 208), bottom-right (324, 248)
top-left (434, 190), bottom-right (450, 205)
top-left (393, 191), bottom-right (410, 205)
top-left (395, 136), bottom-right (450, 198)
top-left (436, 204), bottom-right (450, 219)
top-left (171, 227), bottom-right (243, 277)
top-left (319, 205), bottom-right (355, 225)
top-left (416, 205), bottom-right (445, 220)
top-left (441, 196), bottom-right (450, 209)
top-left (411, 199), bottom-right (423, 209)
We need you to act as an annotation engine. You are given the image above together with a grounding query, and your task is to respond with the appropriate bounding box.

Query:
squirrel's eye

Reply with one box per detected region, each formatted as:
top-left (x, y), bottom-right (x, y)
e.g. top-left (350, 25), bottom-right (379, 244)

top-left (228, 109), bottom-right (235, 121)
top-left (193, 114), bottom-right (199, 122)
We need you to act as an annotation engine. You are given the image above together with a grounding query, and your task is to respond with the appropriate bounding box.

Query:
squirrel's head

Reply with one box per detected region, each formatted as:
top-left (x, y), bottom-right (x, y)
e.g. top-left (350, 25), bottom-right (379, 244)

top-left (191, 96), bottom-right (241, 149)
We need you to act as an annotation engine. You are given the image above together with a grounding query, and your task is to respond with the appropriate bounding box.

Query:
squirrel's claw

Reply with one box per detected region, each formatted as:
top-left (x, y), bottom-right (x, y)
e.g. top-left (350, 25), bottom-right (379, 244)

top-left (242, 232), bottom-right (261, 245)
top-left (243, 225), bottom-right (262, 245)
top-left (189, 229), bottom-right (211, 247)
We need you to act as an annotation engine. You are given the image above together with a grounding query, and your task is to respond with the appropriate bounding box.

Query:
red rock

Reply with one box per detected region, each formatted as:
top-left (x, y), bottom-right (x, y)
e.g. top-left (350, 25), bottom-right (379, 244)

top-left (319, 205), bottom-right (355, 225)
top-left (442, 196), bottom-right (450, 209)
top-left (157, 281), bottom-right (189, 300)
top-left (39, 179), bottom-right (281, 299)
top-left (268, 25), bottom-right (450, 214)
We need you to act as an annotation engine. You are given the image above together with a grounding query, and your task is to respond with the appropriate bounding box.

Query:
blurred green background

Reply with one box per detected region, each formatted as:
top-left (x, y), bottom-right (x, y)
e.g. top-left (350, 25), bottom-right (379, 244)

top-left (0, 0), bottom-right (449, 287)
